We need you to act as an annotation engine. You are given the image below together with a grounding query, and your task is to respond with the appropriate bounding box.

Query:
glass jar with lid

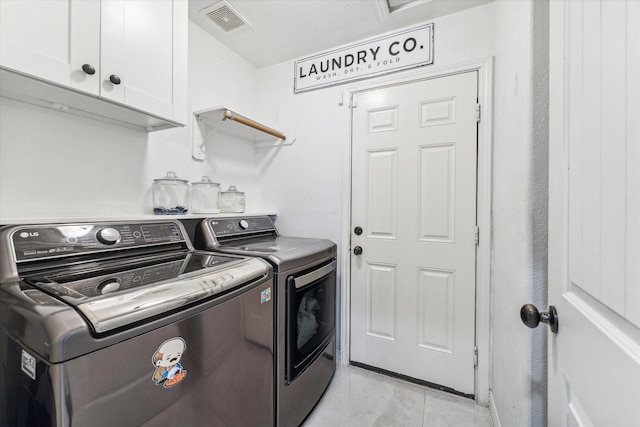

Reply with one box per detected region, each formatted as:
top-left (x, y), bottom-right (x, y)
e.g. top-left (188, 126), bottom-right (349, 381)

top-left (219, 185), bottom-right (245, 213)
top-left (190, 176), bottom-right (221, 213)
top-left (152, 171), bottom-right (189, 215)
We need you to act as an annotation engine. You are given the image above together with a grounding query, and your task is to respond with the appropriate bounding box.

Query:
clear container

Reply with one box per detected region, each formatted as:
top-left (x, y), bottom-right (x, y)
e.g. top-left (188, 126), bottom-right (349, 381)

top-left (190, 176), bottom-right (221, 213)
top-left (219, 185), bottom-right (245, 213)
top-left (152, 171), bottom-right (189, 215)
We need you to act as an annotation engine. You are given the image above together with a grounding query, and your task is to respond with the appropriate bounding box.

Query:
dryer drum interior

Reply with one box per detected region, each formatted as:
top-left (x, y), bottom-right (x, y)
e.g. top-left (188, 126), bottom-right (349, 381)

top-left (285, 258), bottom-right (337, 384)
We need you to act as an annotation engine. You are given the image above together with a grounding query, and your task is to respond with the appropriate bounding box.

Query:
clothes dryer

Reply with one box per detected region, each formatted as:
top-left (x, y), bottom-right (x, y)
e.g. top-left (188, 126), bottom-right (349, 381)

top-left (195, 216), bottom-right (337, 427)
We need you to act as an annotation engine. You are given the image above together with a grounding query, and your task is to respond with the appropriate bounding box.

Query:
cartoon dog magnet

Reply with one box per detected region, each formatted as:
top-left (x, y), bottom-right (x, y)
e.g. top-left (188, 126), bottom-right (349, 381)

top-left (151, 337), bottom-right (187, 388)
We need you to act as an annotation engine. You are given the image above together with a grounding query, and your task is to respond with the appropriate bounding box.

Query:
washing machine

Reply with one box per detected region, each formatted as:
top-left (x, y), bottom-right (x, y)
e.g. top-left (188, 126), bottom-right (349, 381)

top-left (0, 219), bottom-right (274, 427)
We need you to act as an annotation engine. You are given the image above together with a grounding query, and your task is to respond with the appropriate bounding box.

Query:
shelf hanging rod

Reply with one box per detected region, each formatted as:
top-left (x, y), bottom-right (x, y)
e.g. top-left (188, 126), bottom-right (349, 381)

top-left (223, 110), bottom-right (286, 141)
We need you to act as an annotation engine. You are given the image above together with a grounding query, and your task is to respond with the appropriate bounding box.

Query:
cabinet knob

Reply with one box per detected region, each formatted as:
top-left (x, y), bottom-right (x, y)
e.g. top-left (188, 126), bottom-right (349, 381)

top-left (81, 64), bottom-right (96, 75)
top-left (109, 74), bottom-right (121, 85)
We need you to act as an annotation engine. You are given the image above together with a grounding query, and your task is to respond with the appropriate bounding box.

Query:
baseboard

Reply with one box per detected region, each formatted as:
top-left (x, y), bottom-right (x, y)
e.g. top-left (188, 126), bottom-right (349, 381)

top-left (350, 361), bottom-right (475, 400)
top-left (489, 390), bottom-right (501, 427)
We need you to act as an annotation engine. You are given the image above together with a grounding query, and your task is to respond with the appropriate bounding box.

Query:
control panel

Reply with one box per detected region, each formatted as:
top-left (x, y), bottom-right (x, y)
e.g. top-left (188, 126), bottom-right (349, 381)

top-left (207, 217), bottom-right (276, 237)
top-left (11, 222), bottom-right (185, 262)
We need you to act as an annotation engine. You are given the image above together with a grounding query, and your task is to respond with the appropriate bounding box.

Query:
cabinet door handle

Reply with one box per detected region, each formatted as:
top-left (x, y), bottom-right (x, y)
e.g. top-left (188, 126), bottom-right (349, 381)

top-left (81, 64), bottom-right (96, 75)
top-left (109, 75), bottom-right (121, 85)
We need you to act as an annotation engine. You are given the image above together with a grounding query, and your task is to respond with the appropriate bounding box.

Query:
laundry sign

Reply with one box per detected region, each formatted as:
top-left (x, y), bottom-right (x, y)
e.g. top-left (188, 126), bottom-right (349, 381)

top-left (294, 23), bottom-right (433, 93)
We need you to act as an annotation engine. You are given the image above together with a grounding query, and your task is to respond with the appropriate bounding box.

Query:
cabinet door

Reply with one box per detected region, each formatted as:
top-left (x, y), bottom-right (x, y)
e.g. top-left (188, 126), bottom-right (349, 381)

top-left (100, 0), bottom-right (187, 123)
top-left (0, 0), bottom-right (100, 94)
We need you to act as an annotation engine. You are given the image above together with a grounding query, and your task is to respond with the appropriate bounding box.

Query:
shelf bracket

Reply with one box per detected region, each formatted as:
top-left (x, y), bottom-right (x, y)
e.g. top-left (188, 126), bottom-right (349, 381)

top-left (192, 107), bottom-right (294, 160)
top-left (192, 112), bottom-right (219, 160)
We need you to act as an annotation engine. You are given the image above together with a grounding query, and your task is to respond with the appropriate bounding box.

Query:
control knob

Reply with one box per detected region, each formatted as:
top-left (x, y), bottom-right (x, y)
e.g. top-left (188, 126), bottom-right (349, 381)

top-left (239, 220), bottom-right (249, 230)
top-left (96, 228), bottom-right (121, 245)
top-left (97, 278), bottom-right (121, 295)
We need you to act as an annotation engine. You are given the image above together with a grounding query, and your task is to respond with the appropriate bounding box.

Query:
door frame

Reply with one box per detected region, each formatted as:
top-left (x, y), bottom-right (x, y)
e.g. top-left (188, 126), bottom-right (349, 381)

top-left (339, 57), bottom-right (494, 404)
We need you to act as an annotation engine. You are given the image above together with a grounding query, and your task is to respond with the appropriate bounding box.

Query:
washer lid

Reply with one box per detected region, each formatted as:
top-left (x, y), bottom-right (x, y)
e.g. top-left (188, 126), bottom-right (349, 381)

top-left (24, 252), bottom-right (269, 333)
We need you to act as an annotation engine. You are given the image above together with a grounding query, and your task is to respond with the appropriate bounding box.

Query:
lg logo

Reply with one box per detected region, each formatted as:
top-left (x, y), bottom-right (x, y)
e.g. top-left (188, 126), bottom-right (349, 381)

top-left (19, 231), bottom-right (39, 238)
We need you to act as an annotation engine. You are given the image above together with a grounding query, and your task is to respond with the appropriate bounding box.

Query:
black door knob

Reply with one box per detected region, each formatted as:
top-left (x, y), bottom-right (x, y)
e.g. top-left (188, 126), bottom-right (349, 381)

top-left (353, 246), bottom-right (363, 255)
top-left (520, 304), bottom-right (558, 333)
top-left (354, 226), bottom-right (363, 235)
top-left (81, 64), bottom-right (96, 75)
top-left (109, 74), bottom-right (121, 85)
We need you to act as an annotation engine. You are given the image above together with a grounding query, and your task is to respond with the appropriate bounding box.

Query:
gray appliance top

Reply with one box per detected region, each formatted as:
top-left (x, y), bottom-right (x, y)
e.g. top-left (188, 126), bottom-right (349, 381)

top-left (0, 220), bottom-right (272, 361)
top-left (195, 216), bottom-right (336, 272)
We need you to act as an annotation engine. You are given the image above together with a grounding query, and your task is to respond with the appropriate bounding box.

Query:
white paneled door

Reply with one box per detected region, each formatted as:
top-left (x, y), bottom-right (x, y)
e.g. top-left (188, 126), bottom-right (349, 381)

top-left (548, 1), bottom-right (640, 425)
top-left (350, 72), bottom-right (478, 394)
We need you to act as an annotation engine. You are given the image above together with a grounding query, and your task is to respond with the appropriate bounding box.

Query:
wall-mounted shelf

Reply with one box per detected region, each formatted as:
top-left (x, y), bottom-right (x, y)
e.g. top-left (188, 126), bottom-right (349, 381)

top-left (192, 106), bottom-right (295, 160)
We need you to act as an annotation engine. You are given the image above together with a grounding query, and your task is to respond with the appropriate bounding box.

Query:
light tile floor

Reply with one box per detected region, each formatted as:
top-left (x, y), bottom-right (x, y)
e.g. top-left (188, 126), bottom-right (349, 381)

top-left (302, 365), bottom-right (493, 427)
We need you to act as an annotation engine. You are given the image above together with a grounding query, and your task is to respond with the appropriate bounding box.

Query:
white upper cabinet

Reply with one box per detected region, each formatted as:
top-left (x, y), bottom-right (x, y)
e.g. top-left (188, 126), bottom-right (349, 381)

top-left (0, 0), bottom-right (100, 94)
top-left (100, 0), bottom-right (187, 124)
top-left (0, 0), bottom-right (187, 129)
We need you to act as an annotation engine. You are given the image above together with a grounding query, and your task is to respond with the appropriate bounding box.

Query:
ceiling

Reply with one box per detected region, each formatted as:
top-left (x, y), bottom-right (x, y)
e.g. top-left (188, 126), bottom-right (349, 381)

top-left (188, 0), bottom-right (492, 69)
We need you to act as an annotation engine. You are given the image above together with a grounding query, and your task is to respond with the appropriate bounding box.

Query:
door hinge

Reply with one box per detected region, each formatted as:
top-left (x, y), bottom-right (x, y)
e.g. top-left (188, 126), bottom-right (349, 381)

top-left (350, 99), bottom-right (358, 108)
top-left (475, 103), bottom-right (481, 122)
top-left (473, 346), bottom-right (478, 367)
top-left (474, 225), bottom-right (480, 245)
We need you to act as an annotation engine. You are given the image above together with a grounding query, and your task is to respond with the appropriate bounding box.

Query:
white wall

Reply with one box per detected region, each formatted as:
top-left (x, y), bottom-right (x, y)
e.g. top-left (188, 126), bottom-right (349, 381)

top-left (0, 22), bottom-right (263, 221)
top-left (490, 1), bottom-right (548, 426)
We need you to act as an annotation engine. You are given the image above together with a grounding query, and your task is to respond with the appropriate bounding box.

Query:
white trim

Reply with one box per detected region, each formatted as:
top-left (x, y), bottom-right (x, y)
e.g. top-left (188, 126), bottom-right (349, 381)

top-left (489, 390), bottom-right (502, 427)
top-left (338, 90), bottom-right (354, 368)
top-left (338, 57), bottom-right (494, 405)
top-left (374, 0), bottom-right (391, 20)
top-left (475, 56), bottom-right (494, 406)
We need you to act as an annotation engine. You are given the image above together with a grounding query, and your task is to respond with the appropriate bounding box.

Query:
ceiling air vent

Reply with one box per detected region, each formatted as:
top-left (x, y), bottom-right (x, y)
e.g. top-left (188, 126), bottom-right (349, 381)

top-left (200, 1), bottom-right (250, 33)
